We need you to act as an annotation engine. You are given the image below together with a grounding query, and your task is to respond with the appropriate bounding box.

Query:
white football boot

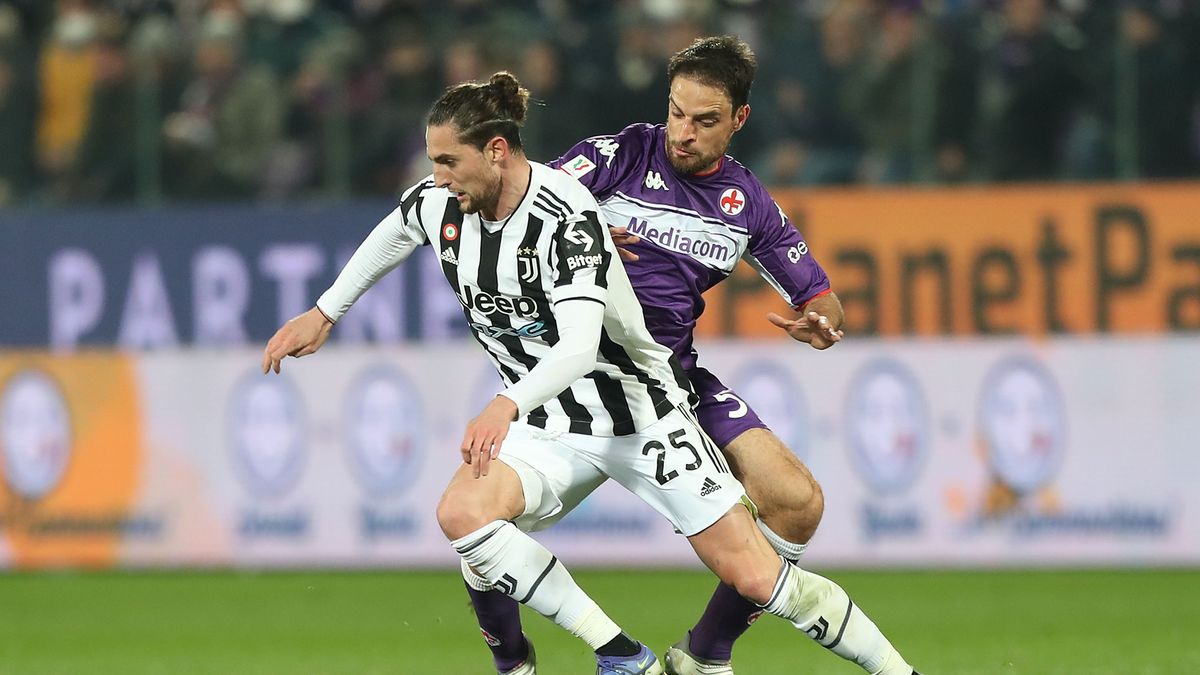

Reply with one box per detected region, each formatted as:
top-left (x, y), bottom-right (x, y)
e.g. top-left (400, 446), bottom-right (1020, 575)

top-left (663, 636), bottom-right (733, 675)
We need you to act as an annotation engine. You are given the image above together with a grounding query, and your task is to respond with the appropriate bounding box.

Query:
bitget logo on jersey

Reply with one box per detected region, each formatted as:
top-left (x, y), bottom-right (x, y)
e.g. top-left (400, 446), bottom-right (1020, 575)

top-left (229, 372), bottom-right (307, 498)
top-left (845, 359), bottom-right (931, 495)
top-left (344, 366), bottom-right (424, 496)
top-left (0, 370), bottom-right (73, 500)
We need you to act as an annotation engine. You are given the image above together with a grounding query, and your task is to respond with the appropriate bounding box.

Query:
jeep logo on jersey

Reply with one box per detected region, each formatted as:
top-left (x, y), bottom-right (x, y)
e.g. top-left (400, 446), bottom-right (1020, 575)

top-left (719, 188), bottom-right (746, 216)
top-left (459, 285), bottom-right (539, 319)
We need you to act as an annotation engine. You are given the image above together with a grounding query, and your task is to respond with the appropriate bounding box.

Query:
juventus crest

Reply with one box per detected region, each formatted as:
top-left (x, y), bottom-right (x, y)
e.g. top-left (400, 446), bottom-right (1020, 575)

top-left (518, 247), bottom-right (539, 283)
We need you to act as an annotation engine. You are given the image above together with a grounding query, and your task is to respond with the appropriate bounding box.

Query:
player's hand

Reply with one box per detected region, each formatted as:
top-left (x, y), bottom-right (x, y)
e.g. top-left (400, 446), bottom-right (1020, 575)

top-left (461, 395), bottom-right (518, 478)
top-left (767, 310), bottom-right (844, 350)
top-left (609, 225), bottom-right (641, 262)
top-left (261, 307), bottom-right (334, 374)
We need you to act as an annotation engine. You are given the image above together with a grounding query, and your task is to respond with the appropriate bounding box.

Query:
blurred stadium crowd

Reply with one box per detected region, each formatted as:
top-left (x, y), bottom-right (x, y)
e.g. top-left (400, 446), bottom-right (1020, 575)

top-left (0, 0), bottom-right (1198, 205)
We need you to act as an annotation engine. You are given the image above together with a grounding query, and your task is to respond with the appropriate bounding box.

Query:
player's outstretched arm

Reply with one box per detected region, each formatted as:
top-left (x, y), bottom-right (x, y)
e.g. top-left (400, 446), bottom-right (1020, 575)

top-left (766, 291), bottom-right (845, 350)
top-left (261, 307), bottom-right (334, 374)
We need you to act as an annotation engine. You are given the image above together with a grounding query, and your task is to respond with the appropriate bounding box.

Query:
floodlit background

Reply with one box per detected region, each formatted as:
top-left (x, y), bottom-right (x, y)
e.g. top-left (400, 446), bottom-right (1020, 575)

top-left (1, 1), bottom-right (1198, 673)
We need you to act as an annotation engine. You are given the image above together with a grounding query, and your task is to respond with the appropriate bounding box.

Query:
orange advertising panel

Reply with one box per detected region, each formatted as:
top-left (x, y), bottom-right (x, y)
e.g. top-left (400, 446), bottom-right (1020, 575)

top-left (697, 183), bottom-right (1200, 337)
top-left (0, 353), bottom-right (143, 567)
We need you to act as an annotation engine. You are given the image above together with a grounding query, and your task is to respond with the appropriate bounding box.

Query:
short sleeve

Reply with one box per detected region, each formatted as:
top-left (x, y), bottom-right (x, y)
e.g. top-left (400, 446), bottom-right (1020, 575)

top-left (547, 125), bottom-right (647, 201)
top-left (548, 208), bottom-right (612, 308)
top-left (743, 199), bottom-right (830, 308)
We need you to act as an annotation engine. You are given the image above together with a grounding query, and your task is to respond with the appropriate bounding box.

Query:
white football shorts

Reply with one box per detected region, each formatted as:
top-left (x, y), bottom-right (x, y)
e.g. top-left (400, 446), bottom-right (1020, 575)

top-left (498, 404), bottom-right (745, 537)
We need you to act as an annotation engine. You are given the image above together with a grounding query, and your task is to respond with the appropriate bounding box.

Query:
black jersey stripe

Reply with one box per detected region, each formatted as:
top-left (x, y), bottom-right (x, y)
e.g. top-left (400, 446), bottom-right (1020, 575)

top-left (472, 219), bottom-right (552, 427)
top-left (533, 195), bottom-right (567, 221)
top-left (553, 296), bottom-right (605, 307)
top-left (584, 372), bottom-right (637, 436)
top-left (437, 197), bottom-right (464, 290)
top-left (538, 186), bottom-right (574, 215)
top-left (597, 329), bottom-right (675, 421)
top-left (668, 355), bottom-right (698, 407)
top-left (680, 404), bottom-right (729, 473)
top-left (469, 324), bottom-right (550, 426)
top-left (401, 179), bottom-right (434, 224)
top-left (514, 215), bottom-right (594, 434)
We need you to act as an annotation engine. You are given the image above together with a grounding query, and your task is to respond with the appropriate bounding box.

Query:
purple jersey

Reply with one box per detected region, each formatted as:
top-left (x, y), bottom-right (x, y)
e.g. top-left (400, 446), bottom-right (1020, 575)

top-left (550, 124), bottom-right (830, 369)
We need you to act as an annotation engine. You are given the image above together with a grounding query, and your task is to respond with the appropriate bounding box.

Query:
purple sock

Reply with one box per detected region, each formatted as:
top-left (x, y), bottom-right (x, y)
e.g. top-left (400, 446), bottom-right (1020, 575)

top-left (465, 584), bottom-right (527, 672)
top-left (687, 581), bottom-right (763, 662)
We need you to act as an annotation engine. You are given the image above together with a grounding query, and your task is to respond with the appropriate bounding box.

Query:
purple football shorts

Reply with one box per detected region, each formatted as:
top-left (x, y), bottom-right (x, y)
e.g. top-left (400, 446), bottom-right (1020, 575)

top-left (687, 366), bottom-right (770, 449)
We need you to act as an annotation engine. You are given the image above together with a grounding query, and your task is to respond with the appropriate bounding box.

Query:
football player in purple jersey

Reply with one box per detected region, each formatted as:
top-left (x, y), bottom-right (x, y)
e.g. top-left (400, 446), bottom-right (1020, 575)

top-left (458, 36), bottom-right (919, 675)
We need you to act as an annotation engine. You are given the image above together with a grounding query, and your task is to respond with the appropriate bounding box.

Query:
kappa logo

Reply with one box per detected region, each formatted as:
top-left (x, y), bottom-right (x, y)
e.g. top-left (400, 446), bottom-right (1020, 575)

top-left (560, 154), bottom-right (597, 179)
top-left (589, 138), bottom-right (620, 167)
top-left (644, 170), bottom-right (670, 191)
top-left (719, 188), bottom-right (746, 216)
top-left (440, 248), bottom-right (458, 266)
top-left (700, 476), bottom-right (722, 496)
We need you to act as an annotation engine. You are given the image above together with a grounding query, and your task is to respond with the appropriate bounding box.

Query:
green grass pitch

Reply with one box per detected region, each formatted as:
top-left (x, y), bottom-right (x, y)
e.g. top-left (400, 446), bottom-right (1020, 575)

top-left (2, 568), bottom-right (1197, 674)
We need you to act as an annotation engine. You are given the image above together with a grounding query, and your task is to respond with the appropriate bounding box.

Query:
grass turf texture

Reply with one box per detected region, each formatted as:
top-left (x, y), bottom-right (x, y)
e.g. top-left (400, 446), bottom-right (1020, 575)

top-left (1, 569), bottom-right (1197, 674)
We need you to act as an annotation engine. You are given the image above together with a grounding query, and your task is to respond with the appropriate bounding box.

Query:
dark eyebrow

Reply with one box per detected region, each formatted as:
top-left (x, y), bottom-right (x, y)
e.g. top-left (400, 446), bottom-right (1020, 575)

top-left (430, 154), bottom-right (455, 164)
top-left (668, 96), bottom-right (721, 121)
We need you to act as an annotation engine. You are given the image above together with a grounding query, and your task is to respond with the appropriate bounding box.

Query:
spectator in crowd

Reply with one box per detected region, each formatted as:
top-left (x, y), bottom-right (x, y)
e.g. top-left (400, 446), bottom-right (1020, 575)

top-left (162, 3), bottom-right (283, 199)
top-left (65, 11), bottom-right (135, 201)
top-left (843, 1), bottom-right (923, 183)
top-left (1119, 0), bottom-right (1195, 178)
top-left (754, 1), bottom-right (866, 185)
top-left (972, 0), bottom-right (1084, 181)
top-left (0, 3), bottom-right (36, 204)
top-left (36, 0), bottom-right (100, 195)
top-left (517, 39), bottom-right (591, 161)
top-left (0, 0), bottom-right (1197, 204)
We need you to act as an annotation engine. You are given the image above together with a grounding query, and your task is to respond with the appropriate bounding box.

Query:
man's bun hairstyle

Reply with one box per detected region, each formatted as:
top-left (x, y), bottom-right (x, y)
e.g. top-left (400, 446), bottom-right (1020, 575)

top-left (428, 71), bottom-right (530, 151)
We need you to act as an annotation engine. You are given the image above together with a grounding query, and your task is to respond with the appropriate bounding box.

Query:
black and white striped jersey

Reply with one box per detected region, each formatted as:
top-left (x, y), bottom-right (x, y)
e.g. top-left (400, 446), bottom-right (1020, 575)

top-left (318, 162), bottom-right (692, 437)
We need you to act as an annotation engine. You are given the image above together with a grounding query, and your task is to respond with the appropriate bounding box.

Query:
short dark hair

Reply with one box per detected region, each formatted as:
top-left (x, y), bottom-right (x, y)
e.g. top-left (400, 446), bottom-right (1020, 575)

top-left (667, 35), bottom-right (757, 111)
top-left (427, 71), bottom-right (530, 151)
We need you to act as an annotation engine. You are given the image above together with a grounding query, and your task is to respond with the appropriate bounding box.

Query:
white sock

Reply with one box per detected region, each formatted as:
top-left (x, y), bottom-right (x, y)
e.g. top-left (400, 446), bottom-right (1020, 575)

top-left (451, 520), bottom-right (621, 650)
top-left (758, 520), bottom-right (808, 562)
top-left (460, 558), bottom-right (493, 591)
top-left (761, 560), bottom-right (912, 675)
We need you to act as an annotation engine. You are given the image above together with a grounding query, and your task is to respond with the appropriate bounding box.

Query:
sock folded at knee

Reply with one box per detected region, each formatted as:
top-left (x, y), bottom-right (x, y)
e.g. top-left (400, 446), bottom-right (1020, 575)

top-left (757, 520), bottom-right (808, 563)
top-left (460, 558), bottom-right (494, 591)
top-left (760, 560), bottom-right (912, 675)
top-left (451, 520), bottom-right (620, 650)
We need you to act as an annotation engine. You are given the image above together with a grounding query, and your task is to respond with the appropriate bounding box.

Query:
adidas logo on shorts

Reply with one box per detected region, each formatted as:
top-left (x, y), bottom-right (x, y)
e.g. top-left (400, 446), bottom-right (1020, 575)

top-left (700, 477), bottom-right (721, 496)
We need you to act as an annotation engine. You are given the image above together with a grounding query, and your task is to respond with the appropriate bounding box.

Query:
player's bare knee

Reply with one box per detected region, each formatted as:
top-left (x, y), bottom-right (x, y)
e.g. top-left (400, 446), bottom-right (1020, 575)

top-left (756, 470), bottom-right (825, 544)
top-left (723, 564), bottom-right (778, 606)
top-left (436, 486), bottom-right (491, 540)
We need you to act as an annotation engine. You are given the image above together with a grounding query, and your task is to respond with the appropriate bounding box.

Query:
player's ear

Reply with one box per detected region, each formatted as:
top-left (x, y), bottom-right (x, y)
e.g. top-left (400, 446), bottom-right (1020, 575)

top-left (733, 104), bottom-right (750, 132)
top-left (487, 136), bottom-right (508, 162)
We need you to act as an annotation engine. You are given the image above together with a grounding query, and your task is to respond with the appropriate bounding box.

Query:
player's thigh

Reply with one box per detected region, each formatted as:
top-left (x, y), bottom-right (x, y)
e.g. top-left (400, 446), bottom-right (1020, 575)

top-left (722, 427), bottom-right (820, 516)
top-left (689, 366), bottom-right (818, 510)
top-left (576, 405), bottom-right (745, 537)
top-left (496, 422), bottom-right (607, 533)
top-left (439, 459), bottom-right (527, 535)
